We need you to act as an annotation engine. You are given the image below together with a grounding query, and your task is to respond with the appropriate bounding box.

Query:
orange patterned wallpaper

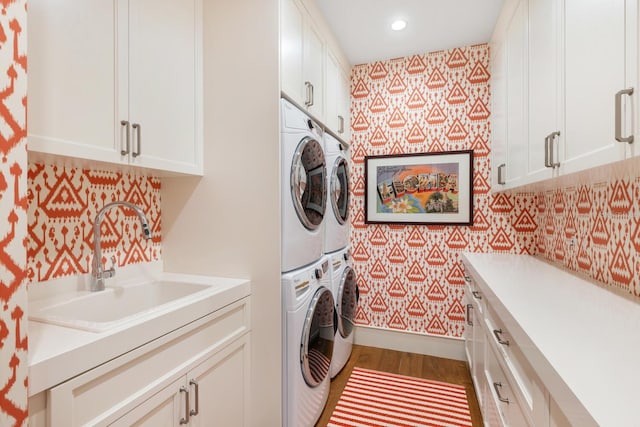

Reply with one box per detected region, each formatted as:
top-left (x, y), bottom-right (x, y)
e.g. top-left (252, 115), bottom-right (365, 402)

top-left (0, 0), bottom-right (28, 425)
top-left (536, 174), bottom-right (640, 298)
top-left (349, 44), bottom-right (537, 338)
top-left (27, 164), bottom-right (162, 283)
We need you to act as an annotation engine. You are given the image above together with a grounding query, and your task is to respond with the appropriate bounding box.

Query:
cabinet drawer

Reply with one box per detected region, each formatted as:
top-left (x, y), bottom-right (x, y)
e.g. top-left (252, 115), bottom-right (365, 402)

top-left (484, 304), bottom-right (535, 412)
top-left (484, 335), bottom-right (531, 427)
top-left (463, 263), bottom-right (484, 314)
top-left (49, 298), bottom-right (249, 426)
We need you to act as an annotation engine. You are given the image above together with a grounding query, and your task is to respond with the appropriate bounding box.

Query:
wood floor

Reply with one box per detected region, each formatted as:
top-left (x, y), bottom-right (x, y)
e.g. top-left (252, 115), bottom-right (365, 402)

top-left (315, 344), bottom-right (483, 426)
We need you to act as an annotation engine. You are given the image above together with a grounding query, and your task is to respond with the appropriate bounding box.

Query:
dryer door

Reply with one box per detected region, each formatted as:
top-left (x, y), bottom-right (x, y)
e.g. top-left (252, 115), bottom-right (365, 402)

top-left (330, 156), bottom-right (350, 225)
top-left (291, 137), bottom-right (326, 230)
top-left (300, 286), bottom-right (335, 387)
top-left (337, 266), bottom-right (358, 339)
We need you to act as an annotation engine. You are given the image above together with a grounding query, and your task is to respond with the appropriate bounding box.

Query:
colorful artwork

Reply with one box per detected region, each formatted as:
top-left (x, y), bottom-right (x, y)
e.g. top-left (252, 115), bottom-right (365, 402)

top-left (375, 163), bottom-right (460, 214)
top-left (364, 151), bottom-right (473, 225)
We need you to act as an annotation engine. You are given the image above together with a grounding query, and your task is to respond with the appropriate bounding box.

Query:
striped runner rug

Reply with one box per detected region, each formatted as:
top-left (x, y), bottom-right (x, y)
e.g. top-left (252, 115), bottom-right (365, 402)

top-left (327, 367), bottom-right (473, 427)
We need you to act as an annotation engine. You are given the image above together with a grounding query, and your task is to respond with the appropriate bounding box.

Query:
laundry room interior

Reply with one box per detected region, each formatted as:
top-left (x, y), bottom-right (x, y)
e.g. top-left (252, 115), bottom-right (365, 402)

top-left (2, 0), bottom-right (640, 426)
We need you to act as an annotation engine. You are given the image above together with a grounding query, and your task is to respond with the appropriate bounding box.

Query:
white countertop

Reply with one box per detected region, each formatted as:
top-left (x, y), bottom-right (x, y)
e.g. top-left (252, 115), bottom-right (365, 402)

top-left (28, 267), bottom-right (250, 396)
top-left (462, 253), bottom-right (640, 427)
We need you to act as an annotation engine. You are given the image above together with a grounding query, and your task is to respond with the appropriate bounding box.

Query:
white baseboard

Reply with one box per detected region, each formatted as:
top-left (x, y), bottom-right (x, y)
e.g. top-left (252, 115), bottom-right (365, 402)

top-left (353, 325), bottom-right (466, 361)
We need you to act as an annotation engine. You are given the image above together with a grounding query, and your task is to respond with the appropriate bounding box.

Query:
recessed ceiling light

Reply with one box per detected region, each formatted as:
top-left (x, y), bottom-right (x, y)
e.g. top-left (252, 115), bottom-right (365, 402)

top-left (391, 20), bottom-right (407, 31)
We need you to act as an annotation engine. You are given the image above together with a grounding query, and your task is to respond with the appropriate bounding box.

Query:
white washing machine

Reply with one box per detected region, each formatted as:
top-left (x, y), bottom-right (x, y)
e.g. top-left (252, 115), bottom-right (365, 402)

top-left (281, 98), bottom-right (327, 273)
top-left (327, 246), bottom-right (358, 378)
top-left (323, 133), bottom-right (350, 254)
top-left (282, 256), bottom-right (335, 427)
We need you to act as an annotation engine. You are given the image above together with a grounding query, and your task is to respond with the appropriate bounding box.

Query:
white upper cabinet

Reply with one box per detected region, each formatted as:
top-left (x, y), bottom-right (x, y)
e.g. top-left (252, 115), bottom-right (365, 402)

top-left (280, 0), bottom-right (351, 141)
top-left (281, 0), bottom-right (325, 120)
top-left (491, 0), bottom-right (527, 189)
top-left (325, 47), bottom-right (351, 141)
top-left (562, 0), bottom-right (634, 174)
top-left (491, 0), bottom-right (638, 191)
top-left (28, 0), bottom-right (203, 176)
top-left (28, 0), bottom-right (122, 165)
top-left (303, 16), bottom-right (326, 119)
top-left (527, 0), bottom-right (559, 183)
top-left (281, 0), bottom-right (306, 104)
top-left (125, 0), bottom-right (202, 174)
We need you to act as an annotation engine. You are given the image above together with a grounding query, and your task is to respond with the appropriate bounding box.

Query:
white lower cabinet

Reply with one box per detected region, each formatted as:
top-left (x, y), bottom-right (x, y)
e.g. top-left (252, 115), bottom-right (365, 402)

top-left (32, 298), bottom-right (250, 427)
top-left (463, 263), bottom-right (550, 427)
top-left (111, 334), bottom-right (249, 426)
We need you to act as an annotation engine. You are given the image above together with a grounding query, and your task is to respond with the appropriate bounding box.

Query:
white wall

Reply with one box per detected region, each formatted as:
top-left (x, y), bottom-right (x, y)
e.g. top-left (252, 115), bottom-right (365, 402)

top-left (161, 0), bottom-right (281, 425)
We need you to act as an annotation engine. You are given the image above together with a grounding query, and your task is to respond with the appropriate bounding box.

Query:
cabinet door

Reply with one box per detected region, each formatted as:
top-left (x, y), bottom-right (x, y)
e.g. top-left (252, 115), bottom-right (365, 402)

top-left (189, 335), bottom-right (250, 427)
top-left (491, 37), bottom-right (508, 189)
top-left (281, 0), bottom-right (305, 105)
top-left (126, 0), bottom-right (202, 174)
top-left (527, 0), bottom-right (559, 183)
top-left (562, 0), bottom-right (629, 174)
top-left (325, 48), bottom-right (341, 134)
top-left (28, 0), bottom-right (121, 164)
top-left (339, 67), bottom-right (351, 141)
top-left (109, 377), bottom-right (183, 427)
top-left (505, 0), bottom-right (527, 186)
top-left (304, 17), bottom-right (325, 119)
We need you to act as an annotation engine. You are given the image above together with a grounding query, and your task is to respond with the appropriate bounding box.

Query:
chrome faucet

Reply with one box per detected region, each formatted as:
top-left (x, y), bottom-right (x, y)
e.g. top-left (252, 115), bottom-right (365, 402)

top-left (90, 201), bottom-right (153, 291)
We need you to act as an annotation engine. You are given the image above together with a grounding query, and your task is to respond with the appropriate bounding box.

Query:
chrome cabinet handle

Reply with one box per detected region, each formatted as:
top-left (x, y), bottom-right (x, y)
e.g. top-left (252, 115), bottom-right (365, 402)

top-left (549, 131), bottom-right (560, 167)
top-left (466, 304), bottom-right (473, 326)
top-left (497, 163), bottom-right (506, 185)
top-left (189, 379), bottom-right (199, 416)
top-left (304, 81), bottom-right (314, 107)
top-left (493, 328), bottom-right (509, 346)
top-left (132, 123), bottom-right (141, 157)
top-left (544, 134), bottom-right (551, 167)
top-left (472, 291), bottom-right (482, 300)
top-left (493, 382), bottom-right (510, 403)
top-left (338, 115), bottom-right (344, 134)
top-left (615, 87), bottom-right (634, 143)
top-left (544, 131), bottom-right (561, 168)
top-left (179, 386), bottom-right (190, 425)
top-left (120, 120), bottom-right (130, 155)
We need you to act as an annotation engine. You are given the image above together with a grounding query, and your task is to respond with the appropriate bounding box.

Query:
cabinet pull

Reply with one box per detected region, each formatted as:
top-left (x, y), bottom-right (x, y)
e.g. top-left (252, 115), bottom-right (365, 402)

top-left (497, 163), bottom-right (506, 185)
top-left (472, 291), bottom-right (482, 300)
top-left (544, 134), bottom-right (551, 167)
top-left (466, 304), bottom-right (473, 326)
top-left (493, 328), bottom-right (509, 346)
top-left (544, 131), bottom-right (561, 168)
top-left (179, 386), bottom-right (190, 425)
top-left (189, 379), bottom-right (199, 417)
top-left (615, 87), bottom-right (634, 143)
top-left (132, 123), bottom-right (141, 157)
top-left (493, 381), bottom-right (510, 404)
top-left (304, 81), bottom-right (314, 107)
top-left (549, 131), bottom-right (560, 168)
top-left (120, 120), bottom-right (130, 155)
top-left (338, 115), bottom-right (344, 134)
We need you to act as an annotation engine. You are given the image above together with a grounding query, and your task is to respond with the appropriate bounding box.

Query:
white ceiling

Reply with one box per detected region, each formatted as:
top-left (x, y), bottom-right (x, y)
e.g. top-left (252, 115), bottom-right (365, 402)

top-left (316, 0), bottom-right (505, 65)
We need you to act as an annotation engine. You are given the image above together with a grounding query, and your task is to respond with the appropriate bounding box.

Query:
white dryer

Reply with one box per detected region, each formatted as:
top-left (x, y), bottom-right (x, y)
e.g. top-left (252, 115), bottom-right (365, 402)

top-left (282, 257), bottom-right (335, 427)
top-left (323, 133), bottom-right (350, 254)
top-left (327, 246), bottom-right (358, 378)
top-left (281, 98), bottom-right (327, 272)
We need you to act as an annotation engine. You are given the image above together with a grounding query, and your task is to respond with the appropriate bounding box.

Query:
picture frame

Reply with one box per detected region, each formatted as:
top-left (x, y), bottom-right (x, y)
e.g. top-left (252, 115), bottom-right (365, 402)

top-left (364, 150), bottom-right (474, 225)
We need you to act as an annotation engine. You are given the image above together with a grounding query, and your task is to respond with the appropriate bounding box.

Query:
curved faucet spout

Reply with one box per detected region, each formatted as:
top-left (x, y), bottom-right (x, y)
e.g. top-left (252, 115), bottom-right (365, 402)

top-left (91, 201), bottom-right (153, 292)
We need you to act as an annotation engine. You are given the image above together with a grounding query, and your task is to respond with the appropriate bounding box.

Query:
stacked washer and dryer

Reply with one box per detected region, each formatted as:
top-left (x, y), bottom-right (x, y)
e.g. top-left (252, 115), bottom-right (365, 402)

top-left (281, 98), bottom-right (357, 427)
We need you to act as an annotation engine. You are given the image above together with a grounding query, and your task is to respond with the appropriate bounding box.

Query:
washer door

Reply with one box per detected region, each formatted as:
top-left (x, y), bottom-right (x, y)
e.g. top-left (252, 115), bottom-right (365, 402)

top-left (337, 266), bottom-right (358, 339)
top-left (300, 286), bottom-right (335, 387)
top-left (291, 137), bottom-right (326, 230)
top-left (330, 156), bottom-right (349, 225)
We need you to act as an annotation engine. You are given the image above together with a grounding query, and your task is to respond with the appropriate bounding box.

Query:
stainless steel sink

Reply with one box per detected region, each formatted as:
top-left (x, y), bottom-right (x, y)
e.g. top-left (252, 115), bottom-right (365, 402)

top-left (29, 281), bottom-right (211, 332)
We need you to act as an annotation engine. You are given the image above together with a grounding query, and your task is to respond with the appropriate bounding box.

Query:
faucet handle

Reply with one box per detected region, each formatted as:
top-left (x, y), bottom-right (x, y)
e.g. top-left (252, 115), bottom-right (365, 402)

top-left (103, 256), bottom-right (117, 279)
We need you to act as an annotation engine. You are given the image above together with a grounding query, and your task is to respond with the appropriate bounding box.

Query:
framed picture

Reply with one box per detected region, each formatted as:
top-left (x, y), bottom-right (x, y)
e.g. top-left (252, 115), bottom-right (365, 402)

top-left (364, 150), bottom-right (474, 225)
